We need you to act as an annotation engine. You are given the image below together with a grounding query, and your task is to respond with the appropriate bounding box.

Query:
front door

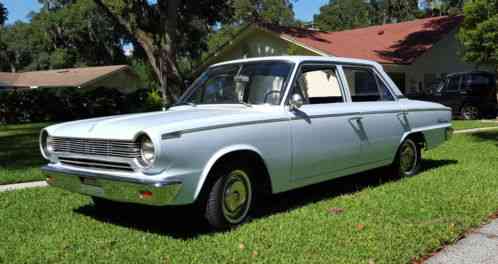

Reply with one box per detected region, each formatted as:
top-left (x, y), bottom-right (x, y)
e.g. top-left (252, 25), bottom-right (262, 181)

top-left (289, 63), bottom-right (362, 181)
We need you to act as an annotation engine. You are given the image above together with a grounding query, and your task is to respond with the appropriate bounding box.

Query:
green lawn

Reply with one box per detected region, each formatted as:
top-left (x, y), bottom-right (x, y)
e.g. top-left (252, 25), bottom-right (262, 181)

top-left (0, 123), bottom-right (51, 184)
top-left (1, 131), bottom-right (497, 263)
top-left (452, 120), bottom-right (498, 131)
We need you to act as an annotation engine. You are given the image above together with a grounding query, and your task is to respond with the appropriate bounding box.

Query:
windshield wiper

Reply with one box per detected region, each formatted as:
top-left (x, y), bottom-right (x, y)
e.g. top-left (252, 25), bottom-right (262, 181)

top-left (174, 101), bottom-right (196, 107)
top-left (238, 101), bottom-right (252, 107)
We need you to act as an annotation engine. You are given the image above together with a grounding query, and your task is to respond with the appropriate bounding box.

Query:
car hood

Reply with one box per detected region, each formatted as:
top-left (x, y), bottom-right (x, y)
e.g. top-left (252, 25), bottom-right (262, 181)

top-left (45, 105), bottom-right (287, 140)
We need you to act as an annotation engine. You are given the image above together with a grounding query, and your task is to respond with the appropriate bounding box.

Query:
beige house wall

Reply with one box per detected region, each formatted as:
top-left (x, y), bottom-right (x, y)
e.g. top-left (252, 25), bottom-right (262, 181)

top-left (383, 30), bottom-right (494, 94)
top-left (84, 70), bottom-right (143, 94)
top-left (206, 28), bottom-right (317, 65)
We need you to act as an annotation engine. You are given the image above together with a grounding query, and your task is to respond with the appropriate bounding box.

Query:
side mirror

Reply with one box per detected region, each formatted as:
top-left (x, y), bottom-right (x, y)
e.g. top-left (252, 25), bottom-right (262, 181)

top-left (290, 94), bottom-right (304, 110)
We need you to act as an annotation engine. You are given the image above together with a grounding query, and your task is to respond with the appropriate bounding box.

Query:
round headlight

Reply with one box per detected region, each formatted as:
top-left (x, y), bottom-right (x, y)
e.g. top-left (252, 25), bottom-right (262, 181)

top-left (40, 130), bottom-right (53, 159)
top-left (138, 135), bottom-right (155, 167)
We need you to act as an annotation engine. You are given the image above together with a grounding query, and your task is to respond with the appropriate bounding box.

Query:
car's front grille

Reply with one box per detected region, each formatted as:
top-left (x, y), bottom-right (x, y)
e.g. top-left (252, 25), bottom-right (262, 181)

top-left (59, 157), bottom-right (134, 172)
top-left (51, 137), bottom-right (140, 158)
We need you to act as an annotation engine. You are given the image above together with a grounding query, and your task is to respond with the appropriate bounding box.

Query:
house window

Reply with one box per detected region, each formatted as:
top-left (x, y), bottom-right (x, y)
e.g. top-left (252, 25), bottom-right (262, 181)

top-left (387, 72), bottom-right (406, 93)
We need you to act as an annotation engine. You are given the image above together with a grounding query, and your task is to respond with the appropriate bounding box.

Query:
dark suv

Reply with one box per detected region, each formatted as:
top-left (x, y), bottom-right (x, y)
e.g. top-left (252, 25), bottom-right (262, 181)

top-left (413, 71), bottom-right (497, 120)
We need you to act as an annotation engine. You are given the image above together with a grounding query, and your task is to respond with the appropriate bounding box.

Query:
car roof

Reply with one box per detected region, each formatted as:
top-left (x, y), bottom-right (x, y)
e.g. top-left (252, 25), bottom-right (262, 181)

top-left (211, 56), bottom-right (381, 68)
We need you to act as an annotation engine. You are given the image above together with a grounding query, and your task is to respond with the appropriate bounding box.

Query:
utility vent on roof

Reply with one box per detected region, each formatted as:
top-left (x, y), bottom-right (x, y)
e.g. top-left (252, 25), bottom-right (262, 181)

top-left (377, 30), bottom-right (385, 35)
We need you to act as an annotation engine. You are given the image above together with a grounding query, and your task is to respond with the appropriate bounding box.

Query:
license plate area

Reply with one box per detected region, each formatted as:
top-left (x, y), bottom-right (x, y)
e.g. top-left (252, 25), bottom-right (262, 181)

top-left (81, 177), bottom-right (99, 186)
top-left (79, 177), bottom-right (104, 196)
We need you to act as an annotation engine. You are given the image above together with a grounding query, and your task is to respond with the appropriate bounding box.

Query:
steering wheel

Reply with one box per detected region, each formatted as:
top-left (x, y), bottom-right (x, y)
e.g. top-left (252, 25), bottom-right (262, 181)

top-left (263, 90), bottom-right (281, 104)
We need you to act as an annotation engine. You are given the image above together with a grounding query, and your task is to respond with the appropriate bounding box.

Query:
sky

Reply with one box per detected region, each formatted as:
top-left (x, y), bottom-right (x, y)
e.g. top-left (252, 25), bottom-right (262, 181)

top-left (2, 0), bottom-right (328, 24)
top-left (2, 0), bottom-right (41, 24)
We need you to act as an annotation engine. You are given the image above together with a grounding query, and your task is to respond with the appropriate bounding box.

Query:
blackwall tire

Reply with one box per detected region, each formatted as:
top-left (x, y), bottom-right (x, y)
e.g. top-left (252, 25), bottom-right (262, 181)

top-left (204, 165), bottom-right (254, 230)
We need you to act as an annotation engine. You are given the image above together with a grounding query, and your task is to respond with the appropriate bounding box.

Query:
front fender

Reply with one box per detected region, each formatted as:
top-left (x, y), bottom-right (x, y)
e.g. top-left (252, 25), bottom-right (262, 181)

top-left (193, 144), bottom-right (266, 201)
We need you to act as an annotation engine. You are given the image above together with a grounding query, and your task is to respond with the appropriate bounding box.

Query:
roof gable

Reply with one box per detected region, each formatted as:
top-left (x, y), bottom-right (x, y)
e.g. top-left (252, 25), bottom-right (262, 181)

top-left (261, 16), bottom-right (463, 64)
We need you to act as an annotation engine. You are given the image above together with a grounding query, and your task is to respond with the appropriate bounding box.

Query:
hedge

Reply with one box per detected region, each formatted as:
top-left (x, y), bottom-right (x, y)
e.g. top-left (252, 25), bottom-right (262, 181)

top-left (0, 87), bottom-right (163, 124)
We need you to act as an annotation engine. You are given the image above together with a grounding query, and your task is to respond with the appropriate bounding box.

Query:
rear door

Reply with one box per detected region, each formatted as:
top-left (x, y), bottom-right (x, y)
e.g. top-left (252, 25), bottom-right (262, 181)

top-left (341, 65), bottom-right (407, 164)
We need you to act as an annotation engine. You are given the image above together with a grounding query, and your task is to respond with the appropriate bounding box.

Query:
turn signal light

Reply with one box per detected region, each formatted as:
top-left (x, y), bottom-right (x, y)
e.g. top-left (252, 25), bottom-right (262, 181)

top-left (139, 190), bottom-right (153, 199)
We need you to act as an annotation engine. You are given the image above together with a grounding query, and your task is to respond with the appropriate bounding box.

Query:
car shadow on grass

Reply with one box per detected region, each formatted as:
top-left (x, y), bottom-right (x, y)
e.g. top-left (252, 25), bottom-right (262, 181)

top-left (468, 130), bottom-right (498, 146)
top-left (74, 158), bottom-right (457, 240)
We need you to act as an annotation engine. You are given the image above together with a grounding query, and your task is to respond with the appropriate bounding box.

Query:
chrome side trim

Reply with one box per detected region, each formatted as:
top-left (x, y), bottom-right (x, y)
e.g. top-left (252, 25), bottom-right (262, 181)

top-left (179, 118), bottom-right (289, 135)
top-left (291, 112), bottom-right (361, 120)
top-left (161, 132), bottom-right (182, 140)
top-left (407, 108), bottom-right (451, 112)
top-left (165, 108), bottom-right (449, 136)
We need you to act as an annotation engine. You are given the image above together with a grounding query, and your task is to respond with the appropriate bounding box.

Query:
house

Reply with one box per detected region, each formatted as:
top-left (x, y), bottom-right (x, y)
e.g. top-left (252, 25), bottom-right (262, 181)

top-left (0, 65), bottom-right (143, 94)
top-left (200, 16), bottom-right (495, 95)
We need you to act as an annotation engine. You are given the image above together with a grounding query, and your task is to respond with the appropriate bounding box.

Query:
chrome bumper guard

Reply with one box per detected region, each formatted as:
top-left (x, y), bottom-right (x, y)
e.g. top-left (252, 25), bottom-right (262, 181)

top-left (42, 165), bottom-right (182, 206)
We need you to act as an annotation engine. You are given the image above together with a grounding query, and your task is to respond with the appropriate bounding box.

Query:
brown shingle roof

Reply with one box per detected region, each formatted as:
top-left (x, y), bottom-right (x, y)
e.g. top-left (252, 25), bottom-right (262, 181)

top-left (262, 16), bottom-right (463, 64)
top-left (0, 65), bottom-right (129, 88)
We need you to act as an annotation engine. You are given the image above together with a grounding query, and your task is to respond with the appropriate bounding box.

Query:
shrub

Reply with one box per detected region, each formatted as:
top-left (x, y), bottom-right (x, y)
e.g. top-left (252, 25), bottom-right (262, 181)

top-left (0, 87), bottom-right (162, 124)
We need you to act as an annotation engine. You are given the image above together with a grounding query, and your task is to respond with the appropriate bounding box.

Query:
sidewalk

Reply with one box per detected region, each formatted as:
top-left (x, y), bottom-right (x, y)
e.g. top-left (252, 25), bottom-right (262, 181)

top-left (425, 219), bottom-right (498, 264)
top-left (0, 181), bottom-right (47, 192)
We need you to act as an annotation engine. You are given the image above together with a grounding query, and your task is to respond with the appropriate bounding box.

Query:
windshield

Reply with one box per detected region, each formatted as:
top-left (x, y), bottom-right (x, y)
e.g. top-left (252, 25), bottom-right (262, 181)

top-left (179, 61), bottom-right (294, 106)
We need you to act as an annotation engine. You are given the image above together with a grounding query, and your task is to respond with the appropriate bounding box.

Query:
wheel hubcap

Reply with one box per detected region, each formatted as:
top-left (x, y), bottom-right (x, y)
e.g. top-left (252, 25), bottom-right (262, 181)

top-left (462, 106), bottom-right (479, 120)
top-left (222, 170), bottom-right (252, 224)
top-left (400, 140), bottom-right (418, 174)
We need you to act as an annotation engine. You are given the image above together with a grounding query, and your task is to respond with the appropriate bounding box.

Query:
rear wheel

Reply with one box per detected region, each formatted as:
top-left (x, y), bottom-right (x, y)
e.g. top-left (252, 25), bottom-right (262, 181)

top-left (393, 138), bottom-right (421, 177)
top-left (204, 164), bottom-right (254, 230)
top-left (461, 104), bottom-right (480, 120)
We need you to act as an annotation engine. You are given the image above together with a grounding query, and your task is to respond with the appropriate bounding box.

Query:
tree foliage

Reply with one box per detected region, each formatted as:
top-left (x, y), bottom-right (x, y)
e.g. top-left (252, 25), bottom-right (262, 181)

top-left (458, 0), bottom-right (498, 68)
top-left (92, 0), bottom-right (234, 104)
top-left (314, 0), bottom-right (373, 31)
top-left (314, 0), bottom-right (422, 32)
top-left (233, 0), bottom-right (296, 26)
top-left (0, 0), bottom-right (128, 72)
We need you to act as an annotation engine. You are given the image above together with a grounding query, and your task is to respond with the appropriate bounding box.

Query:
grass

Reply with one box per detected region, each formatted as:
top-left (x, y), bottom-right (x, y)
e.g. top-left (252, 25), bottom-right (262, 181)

top-left (0, 123), bottom-right (51, 184)
top-left (1, 131), bottom-right (497, 263)
top-left (452, 120), bottom-right (498, 131)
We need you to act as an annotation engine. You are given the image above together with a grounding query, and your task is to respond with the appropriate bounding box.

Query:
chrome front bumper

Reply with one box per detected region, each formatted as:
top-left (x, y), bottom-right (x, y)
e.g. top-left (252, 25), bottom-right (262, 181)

top-left (42, 165), bottom-right (183, 206)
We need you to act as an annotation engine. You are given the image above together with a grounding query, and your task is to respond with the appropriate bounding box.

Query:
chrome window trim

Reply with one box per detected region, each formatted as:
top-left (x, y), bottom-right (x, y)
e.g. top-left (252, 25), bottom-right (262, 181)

top-left (178, 60), bottom-right (296, 107)
top-left (283, 61), bottom-right (350, 106)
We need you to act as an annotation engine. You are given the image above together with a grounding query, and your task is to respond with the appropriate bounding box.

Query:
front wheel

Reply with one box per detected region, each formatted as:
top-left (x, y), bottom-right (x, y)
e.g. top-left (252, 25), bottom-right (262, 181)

top-left (204, 165), bottom-right (254, 230)
top-left (393, 138), bottom-right (421, 177)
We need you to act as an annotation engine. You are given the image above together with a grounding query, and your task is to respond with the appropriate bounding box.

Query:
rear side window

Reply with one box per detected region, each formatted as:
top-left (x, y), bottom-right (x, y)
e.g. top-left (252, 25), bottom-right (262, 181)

top-left (463, 74), bottom-right (492, 90)
top-left (342, 67), bottom-right (394, 102)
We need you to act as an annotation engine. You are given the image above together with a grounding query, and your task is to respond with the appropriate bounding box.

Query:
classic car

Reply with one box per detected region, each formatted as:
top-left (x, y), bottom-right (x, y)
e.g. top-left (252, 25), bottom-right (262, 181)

top-left (40, 56), bottom-right (453, 229)
top-left (409, 71), bottom-right (497, 120)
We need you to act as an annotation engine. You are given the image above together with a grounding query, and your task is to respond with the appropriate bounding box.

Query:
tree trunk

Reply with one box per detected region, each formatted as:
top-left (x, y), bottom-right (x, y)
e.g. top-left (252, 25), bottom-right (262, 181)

top-left (93, 0), bottom-right (183, 106)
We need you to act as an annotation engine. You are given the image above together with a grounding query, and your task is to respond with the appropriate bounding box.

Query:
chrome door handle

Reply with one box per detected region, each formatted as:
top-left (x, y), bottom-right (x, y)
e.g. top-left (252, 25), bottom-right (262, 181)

top-left (349, 117), bottom-right (363, 122)
top-left (396, 112), bottom-right (408, 118)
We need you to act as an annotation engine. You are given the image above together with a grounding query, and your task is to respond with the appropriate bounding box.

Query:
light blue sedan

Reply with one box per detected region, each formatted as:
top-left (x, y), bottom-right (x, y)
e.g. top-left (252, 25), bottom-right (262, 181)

top-left (40, 56), bottom-right (453, 229)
